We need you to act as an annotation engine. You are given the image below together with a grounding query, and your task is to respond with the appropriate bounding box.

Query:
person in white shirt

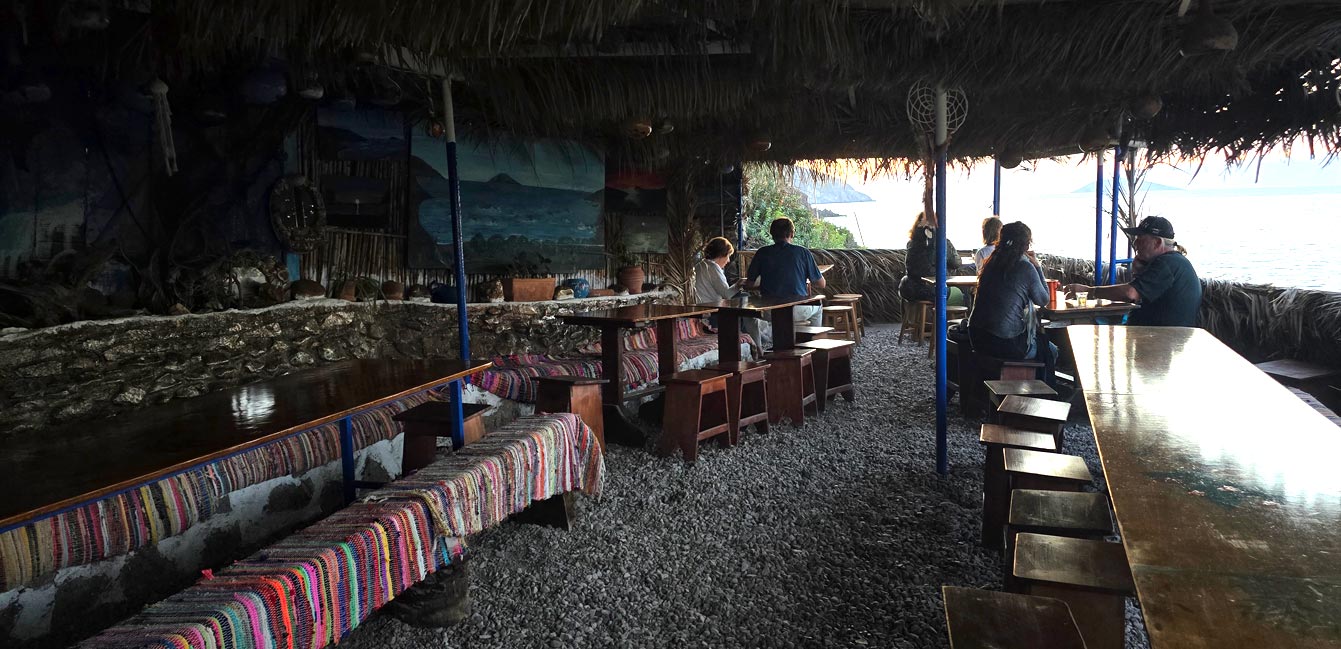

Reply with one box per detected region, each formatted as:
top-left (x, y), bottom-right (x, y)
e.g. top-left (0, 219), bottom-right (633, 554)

top-left (694, 236), bottom-right (741, 304)
top-left (972, 216), bottom-right (1003, 273)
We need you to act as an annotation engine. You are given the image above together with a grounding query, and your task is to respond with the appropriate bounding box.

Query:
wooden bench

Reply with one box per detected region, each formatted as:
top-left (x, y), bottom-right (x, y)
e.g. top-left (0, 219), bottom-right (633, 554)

top-left (796, 338), bottom-right (856, 411)
top-left (394, 401), bottom-right (491, 473)
top-left (1012, 533), bottom-right (1135, 649)
top-left (984, 379), bottom-right (1058, 410)
top-left (794, 324), bottom-right (836, 343)
top-left (0, 359), bottom-right (490, 596)
top-left (81, 413), bottom-right (604, 648)
top-left (996, 395), bottom-right (1070, 448)
top-left (942, 586), bottom-right (1086, 649)
top-left (979, 425), bottom-right (1057, 549)
top-left (535, 375), bottom-right (608, 450)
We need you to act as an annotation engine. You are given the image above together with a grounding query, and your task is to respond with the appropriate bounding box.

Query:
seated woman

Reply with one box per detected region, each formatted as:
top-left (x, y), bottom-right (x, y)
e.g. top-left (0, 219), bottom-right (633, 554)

top-left (972, 216), bottom-right (1003, 273)
top-left (694, 236), bottom-right (761, 346)
top-left (967, 221), bottom-right (1057, 385)
top-left (898, 211), bottom-right (961, 303)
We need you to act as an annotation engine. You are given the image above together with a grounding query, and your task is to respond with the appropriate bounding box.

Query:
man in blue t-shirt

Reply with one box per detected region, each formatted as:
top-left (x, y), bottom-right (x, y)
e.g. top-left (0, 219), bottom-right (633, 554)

top-left (1066, 216), bottom-right (1202, 327)
top-left (746, 218), bottom-right (826, 325)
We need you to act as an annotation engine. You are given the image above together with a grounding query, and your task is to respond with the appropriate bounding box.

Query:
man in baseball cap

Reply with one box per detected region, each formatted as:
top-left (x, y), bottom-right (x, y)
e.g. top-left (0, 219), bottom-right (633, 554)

top-left (1067, 216), bottom-right (1201, 327)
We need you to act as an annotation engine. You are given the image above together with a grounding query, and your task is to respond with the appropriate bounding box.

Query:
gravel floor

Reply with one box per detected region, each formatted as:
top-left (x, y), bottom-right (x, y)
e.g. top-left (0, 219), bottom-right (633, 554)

top-left (345, 324), bottom-right (1151, 649)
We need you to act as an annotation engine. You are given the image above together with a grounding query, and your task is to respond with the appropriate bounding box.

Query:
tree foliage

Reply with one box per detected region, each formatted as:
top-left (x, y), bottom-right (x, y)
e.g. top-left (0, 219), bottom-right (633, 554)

top-left (742, 164), bottom-right (860, 250)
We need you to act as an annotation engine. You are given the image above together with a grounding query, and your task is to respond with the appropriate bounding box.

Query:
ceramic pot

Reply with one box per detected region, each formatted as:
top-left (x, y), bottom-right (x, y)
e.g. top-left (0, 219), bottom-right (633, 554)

top-left (617, 266), bottom-right (645, 295)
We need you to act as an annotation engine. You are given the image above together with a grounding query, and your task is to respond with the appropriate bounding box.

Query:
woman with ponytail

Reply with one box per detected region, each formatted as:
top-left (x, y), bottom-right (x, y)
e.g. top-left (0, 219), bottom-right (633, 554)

top-left (967, 221), bottom-right (1057, 385)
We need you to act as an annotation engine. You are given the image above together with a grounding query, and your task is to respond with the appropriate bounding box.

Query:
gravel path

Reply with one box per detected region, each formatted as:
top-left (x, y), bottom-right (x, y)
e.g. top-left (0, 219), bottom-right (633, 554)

top-left (345, 324), bottom-right (1150, 648)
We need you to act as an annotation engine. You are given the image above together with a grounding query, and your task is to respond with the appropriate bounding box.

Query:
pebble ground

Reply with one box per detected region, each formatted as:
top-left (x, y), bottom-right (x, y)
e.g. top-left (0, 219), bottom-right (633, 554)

top-left (344, 324), bottom-right (1151, 648)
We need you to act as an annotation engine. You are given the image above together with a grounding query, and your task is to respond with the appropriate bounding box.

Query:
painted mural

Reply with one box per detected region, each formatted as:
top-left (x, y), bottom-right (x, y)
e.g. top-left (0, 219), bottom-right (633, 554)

top-left (408, 132), bottom-right (604, 273)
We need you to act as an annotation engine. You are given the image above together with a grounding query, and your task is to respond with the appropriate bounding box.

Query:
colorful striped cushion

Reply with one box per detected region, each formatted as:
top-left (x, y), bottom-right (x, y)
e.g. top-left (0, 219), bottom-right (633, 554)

top-left (81, 414), bottom-right (603, 649)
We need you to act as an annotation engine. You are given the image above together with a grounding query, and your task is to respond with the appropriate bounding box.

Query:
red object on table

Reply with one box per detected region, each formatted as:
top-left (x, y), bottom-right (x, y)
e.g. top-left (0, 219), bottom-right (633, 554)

top-left (1046, 280), bottom-right (1060, 309)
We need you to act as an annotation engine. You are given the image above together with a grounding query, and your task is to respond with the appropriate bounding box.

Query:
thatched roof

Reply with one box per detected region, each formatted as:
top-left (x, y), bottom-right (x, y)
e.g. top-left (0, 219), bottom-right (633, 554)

top-left (43, 1), bottom-right (1341, 167)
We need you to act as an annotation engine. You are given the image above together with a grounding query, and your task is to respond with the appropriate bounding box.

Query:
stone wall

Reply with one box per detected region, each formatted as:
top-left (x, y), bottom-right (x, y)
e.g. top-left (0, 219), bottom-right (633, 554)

top-left (0, 291), bottom-right (674, 437)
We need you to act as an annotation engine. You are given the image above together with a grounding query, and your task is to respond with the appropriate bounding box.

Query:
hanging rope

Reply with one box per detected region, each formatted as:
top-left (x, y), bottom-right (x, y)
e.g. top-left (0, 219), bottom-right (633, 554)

top-left (148, 79), bottom-right (178, 176)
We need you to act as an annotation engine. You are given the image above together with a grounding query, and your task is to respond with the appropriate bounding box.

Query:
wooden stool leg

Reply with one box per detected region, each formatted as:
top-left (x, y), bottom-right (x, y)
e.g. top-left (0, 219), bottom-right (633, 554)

top-left (724, 372), bottom-right (743, 444)
top-left (745, 377), bottom-right (769, 435)
top-left (982, 444), bottom-right (1007, 549)
top-left (660, 386), bottom-right (698, 458)
top-left (811, 350), bottom-right (830, 413)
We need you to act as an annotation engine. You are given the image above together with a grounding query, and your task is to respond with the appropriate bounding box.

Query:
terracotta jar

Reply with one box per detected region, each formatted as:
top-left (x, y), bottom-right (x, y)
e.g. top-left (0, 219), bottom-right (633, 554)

top-left (617, 266), bottom-right (645, 295)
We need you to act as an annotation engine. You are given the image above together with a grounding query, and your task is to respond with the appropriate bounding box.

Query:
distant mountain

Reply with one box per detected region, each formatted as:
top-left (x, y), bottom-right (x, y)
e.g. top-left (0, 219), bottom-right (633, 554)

top-left (792, 172), bottom-right (874, 204)
top-left (1070, 181), bottom-right (1184, 194)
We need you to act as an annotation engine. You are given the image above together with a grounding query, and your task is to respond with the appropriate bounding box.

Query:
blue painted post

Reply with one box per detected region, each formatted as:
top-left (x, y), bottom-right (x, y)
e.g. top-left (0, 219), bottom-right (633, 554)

top-left (934, 87), bottom-right (949, 475)
top-left (1094, 152), bottom-right (1105, 285)
top-left (442, 79), bottom-right (470, 450)
top-left (992, 158), bottom-right (1002, 216)
top-left (339, 417), bottom-right (356, 503)
top-left (1109, 145), bottom-right (1123, 284)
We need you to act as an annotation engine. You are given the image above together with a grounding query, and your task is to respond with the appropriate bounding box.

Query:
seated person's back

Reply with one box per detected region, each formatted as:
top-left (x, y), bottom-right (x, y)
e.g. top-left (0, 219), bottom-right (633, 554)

top-left (746, 217), bottom-right (825, 327)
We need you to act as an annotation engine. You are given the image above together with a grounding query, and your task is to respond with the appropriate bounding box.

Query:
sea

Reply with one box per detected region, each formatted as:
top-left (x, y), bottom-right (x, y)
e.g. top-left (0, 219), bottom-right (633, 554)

top-left (813, 152), bottom-right (1341, 292)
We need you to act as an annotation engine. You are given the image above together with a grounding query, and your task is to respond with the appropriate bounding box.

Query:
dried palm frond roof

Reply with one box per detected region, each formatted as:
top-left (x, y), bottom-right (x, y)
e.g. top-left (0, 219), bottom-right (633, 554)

top-left (98, 0), bottom-right (1341, 166)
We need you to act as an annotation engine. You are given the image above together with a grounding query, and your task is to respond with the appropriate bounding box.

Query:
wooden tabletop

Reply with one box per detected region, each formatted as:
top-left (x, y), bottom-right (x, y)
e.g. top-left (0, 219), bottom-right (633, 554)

top-left (922, 275), bottom-right (980, 287)
top-left (698, 294), bottom-right (823, 317)
top-left (559, 303), bottom-right (718, 327)
top-left (1041, 298), bottom-right (1137, 319)
top-left (1069, 325), bottom-right (1341, 648)
top-left (0, 358), bottom-right (492, 529)
top-left (1254, 358), bottom-right (1341, 383)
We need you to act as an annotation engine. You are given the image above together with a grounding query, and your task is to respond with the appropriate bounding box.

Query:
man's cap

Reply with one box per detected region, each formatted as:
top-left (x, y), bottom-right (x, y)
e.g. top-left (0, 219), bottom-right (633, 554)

top-left (1122, 216), bottom-right (1175, 239)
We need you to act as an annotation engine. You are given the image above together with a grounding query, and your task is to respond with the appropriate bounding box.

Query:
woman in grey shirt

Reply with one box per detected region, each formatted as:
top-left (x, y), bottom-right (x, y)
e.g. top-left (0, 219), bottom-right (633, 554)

top-left (967, 221), bottom-right (1057, 385)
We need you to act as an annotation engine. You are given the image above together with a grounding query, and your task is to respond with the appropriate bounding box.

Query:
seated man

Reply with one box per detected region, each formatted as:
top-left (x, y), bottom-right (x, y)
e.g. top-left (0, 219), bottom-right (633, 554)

top-left (745, 217), bottom-right (826, 326)
top-left (1066, 216), bottom-right (1201, 327)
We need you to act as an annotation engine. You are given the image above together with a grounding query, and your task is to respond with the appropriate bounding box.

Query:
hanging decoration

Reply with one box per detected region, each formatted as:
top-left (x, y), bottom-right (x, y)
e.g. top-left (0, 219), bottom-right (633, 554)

top-left (148, 79), bottom-right (179, 176)
top-left (1130, 95), bottom-right (1163, 119)
top-left (269, 175), bottom-right (327, 253)
top-left (906, 80), bottom-right (968, 216)
top-left (1180, 0), bottom-right (1238, 55)
top-left (624, 120), bottom-right (653, 139)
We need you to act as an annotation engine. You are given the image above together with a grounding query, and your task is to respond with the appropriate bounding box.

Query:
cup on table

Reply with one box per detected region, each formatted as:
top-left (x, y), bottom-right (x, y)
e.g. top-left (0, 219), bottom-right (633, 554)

top-left (1075, 291), bottom-right (1088, 307)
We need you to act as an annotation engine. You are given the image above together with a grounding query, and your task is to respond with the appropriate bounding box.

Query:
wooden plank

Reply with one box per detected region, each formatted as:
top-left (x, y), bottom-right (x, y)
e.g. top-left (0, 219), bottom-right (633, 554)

top-left (984, 379), bottom-right (1058, 398)
top-left (1013, 533), bottom-right (1134, 594)
top-left (1003, 448), bottom-right (1092, 483)
top-left (998, 394), bottom-right (1070, 423)
top-left (1069, 325), bottom-right (1341, 647)
top-left (942, 586), bottom-right (1086, 649)
top-left (560, 304), bottom-right (717, 326)
top-left (0, 359), bottom-right (491, 528)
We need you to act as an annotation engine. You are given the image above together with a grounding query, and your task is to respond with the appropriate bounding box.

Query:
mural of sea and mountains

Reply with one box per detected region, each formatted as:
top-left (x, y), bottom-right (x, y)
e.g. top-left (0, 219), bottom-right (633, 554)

top-left (316, 108), bottom-right (605, 272)
top-left (409, 133), bottom-right (603, 272)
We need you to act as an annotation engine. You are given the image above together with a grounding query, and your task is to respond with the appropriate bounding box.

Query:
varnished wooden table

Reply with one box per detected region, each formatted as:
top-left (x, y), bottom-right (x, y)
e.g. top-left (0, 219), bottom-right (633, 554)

top-left (698, 295), bottom-right (824, 364)
top-left (560, 304), bottom-right (718, 443)
top-left (0, 358), bottom-right (493, 532)
top-left (1069, 325), bottom-right (1341, 648)
top-left (1041, 298), bottom-right (1137, 325)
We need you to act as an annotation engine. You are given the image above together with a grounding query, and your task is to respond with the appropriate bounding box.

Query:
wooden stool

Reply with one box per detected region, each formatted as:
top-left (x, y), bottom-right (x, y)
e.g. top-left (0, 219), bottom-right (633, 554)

top-left (796, 338), bottom-right (855, 412)
top-left (394, 401), bottom-right (490, 474)
top-left (942, 586), bottom-right (1086, 649)
top-left (705, 361), bottom-right (771, 440)
top-left (795, 324), bottom-right (835, 343)
top-left (899, 300), bottom-right (932, 345)
top-left (984, 379), bottom-right (1058, 410)
top-left (979, 424), bottom-right (1058, 549)
top-left (763, 348), bottom-right (818, 426)
top-left (960, 349), bottom-right (1047, 417)
top-left (1012, 533), bottom-right (1135, 649)
top-left (829, 294), bottom-right (865, 337)
top-left (659, 370), bottom-right (733, 462)
top-left (1004, 448), bottom-right (1092, 494)
top-left (535, 376), bottom-right (608, 451)
top-left (1005, 490), bottom-right (1115, 590)
top-left (822, 305), bottom-right (860, 343)
top-left (997, 395), bottom-right (1070, 448)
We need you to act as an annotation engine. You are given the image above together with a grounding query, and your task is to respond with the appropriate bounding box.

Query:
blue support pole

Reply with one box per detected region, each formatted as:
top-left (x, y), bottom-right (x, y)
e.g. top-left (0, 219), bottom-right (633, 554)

top-left (992, 158), bottom-right (1002, 216)
top-left (935, 144), bottom-right (949, 475)
top-left (1094, 152), bottom-right (1105, 285)
top-left (1109, 145), bottom-right (1123, 284)
top-left (442, 79), bottom-right (469, 450)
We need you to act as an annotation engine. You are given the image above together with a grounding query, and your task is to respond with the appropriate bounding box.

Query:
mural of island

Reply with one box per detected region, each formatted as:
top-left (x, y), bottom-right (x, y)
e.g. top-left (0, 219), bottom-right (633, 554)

top-left (408, 132), bottom-right (604, 272)
top-left (317, 107), bottom-right (407, 160)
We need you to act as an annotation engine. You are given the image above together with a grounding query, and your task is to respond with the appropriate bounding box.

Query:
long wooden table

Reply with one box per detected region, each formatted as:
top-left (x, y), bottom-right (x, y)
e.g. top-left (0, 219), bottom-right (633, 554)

top-left (1041, 298), bottom-right (1138, 325)
top-left (1069, 325), bottom-right (1341, 648)
top-left (0, 358), bottom-right (491, 531)
top-left (560, 304), bottom-right (718, 443)
top-left (698, 295), bottom-right (824, 364)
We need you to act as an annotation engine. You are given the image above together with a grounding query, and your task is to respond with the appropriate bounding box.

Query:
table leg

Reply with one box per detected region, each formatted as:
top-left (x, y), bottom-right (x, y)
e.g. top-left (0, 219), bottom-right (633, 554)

top-left (599, 324), bottom-right (645, 446)
top-left (656, 319), bottom-right (679, 382)
top-left (717, 312), bottom-right (742, 364)
top-left (772, 307), bottom-right (796, 352)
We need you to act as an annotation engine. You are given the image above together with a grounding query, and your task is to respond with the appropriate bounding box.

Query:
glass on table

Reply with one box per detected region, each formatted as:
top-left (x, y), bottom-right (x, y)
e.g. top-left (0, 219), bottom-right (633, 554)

top-left (1075, 291), bottom-right (1089, 307)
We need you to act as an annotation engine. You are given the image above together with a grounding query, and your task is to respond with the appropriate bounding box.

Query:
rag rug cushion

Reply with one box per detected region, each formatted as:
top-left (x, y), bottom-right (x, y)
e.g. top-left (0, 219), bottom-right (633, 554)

top-left (78, 414), bottom-right (602, 649)
top-left (0, 391), bottom-right (437, 592)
